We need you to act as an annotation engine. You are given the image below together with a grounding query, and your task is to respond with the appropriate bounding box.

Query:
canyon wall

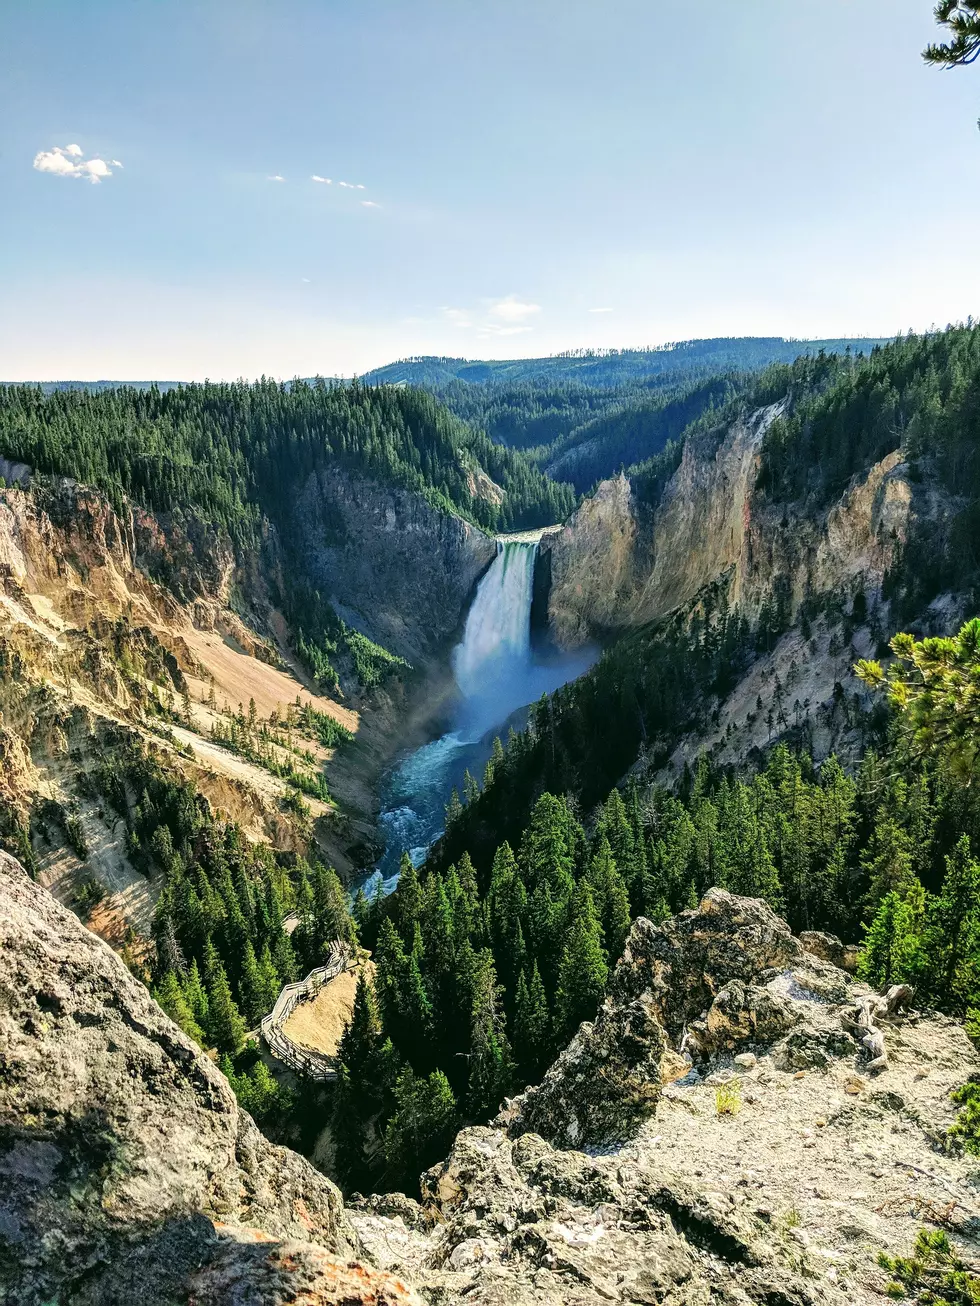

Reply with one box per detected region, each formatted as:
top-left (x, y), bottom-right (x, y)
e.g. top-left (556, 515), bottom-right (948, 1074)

top-left (545, 400), bottom-right (920, 647)
top-left (295, 466), bottom-right (497, 665)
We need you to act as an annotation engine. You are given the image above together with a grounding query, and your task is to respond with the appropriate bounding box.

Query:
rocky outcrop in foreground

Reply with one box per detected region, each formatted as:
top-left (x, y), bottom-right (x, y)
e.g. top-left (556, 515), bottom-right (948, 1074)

top-left (354, 891), bottom-right (980, 1305)
top-left (0, 851), bottom-right (420, 1305)
top-left (4, 854), bottom-right (980, 1305)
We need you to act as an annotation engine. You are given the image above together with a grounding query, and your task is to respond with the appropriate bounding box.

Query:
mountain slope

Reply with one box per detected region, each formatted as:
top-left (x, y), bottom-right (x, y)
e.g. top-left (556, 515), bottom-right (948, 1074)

top-left (360, 337), bottom-right (890, 389)
top-left (5, 847), bottom-right (979, 1306)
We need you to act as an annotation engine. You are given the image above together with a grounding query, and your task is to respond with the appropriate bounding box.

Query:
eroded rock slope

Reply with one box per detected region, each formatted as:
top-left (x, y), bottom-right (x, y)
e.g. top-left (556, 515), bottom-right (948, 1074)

top-left (353, 892), bottom-right (980, 1305)
top-left (5, 845), bottom-right (978, 1304)
top-left (0, 849), bottom-right (421, 1305)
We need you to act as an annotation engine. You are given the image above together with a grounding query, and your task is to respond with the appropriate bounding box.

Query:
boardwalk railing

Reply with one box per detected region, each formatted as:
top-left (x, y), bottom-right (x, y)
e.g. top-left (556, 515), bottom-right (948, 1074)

top-left (260, 941), bottom-right (355, 1081)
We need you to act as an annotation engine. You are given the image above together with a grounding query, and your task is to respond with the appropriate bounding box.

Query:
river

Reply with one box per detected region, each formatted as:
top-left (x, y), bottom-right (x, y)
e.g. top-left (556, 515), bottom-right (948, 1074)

top-left (361, 533), bottom-right (595, 895)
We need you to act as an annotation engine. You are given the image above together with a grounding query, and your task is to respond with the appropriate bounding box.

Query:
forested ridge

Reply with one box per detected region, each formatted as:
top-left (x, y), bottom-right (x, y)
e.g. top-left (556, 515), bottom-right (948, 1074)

top-left (360, 337), bottom-right (888, 389)
top-left (0, 378), bottom-right (576, 542)
top-left (386, 339), bottom-right (885, 496)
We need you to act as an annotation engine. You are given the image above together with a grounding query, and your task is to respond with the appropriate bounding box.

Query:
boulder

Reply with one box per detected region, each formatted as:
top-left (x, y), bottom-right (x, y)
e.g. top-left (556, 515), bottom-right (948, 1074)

top-left (500, 991), bottom-right (667, 1148)
top-left (0, 850), bottom-right (383, 1305)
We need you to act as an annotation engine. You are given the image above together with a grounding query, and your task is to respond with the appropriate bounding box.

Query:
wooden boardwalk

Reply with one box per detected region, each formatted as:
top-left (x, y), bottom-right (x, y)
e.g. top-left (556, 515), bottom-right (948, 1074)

top-left (259, 941), bottom-right (354, 1081)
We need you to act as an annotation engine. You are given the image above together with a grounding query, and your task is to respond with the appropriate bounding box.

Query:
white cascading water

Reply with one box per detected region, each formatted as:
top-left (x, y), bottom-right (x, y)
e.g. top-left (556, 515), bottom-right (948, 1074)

top-left (453, 541), bottom-right (537, 731)
top-left (366, 534), bottom-right (594, 892)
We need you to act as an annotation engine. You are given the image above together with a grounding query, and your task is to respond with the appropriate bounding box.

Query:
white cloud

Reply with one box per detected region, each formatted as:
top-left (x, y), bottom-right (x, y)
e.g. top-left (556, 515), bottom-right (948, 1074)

top-left (268, 174), bottom-right (285, 182)
top-left (79, 158), bottom-right (111, 181)
top-left (442, 307), bottom-right (472, 329)
top-left (33, 143), bottom-right (120, 183)
top-left (311, 174), bottom-right (332, 184)
top-left (477, 324), bottom-right (533, 338)
top-left (589, 306), bottom-right (613, 313)
top-left (338, 180), bottom-right (366, 189)
top-left (361, 200), bottom-right (380, 208)
top-left (488, 295), bottom-right (541, 323)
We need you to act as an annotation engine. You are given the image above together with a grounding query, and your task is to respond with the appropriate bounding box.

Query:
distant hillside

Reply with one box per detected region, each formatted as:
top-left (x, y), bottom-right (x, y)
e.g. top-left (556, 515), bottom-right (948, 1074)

top-left (3, 380), bottom-right (186, 394)
top-left (359, 336), bottom-right (891, 389)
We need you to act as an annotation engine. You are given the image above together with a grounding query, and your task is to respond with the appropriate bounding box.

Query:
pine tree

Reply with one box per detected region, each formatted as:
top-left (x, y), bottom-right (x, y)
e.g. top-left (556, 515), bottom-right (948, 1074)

top-left (238, 940), bottom-right (267, 1026)
top-left (374, 918), bottom-right (408, 1034)
top-left (258, 943), bottom-right (282, 1011)
top-left (393, 852), bottom-right (422, 940)
top-left (466, 950), bottom-right (512, 1120)
top-left (922, 836), bottom-right (980, 1010)
top-left (205, 957), bottom-right (247, 1054)
top-left (183, 958), bottom-right (209, 1028)
top-left (512, 962), bottom-right (550, 1083)
top-left (586, 836), bottom-right (631, 965)
top-left (858, 886), bottom-right (925, 989)
top-left (271, 926), bottom-right (298, 983)
top-left (154, 970), bottom-right (206, 1045)
top-left (337, 971), bottom-right (382, 1082)
top-left (383, 1068), bottom-right (458, 1191)
top-left (554, 884), bottom-right (608, 1043)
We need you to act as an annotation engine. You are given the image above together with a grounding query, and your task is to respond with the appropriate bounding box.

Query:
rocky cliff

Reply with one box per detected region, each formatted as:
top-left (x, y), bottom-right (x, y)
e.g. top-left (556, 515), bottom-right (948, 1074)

top-left (295, 466), bottom-right (497, 665)
top-left (0, 461), bottom-right (502, 945)
top-left (545, 401), bottom-right (922, 645)
top-left (0, 849), bottom-right (421, 1305)
top-left (541, 398), bottom-right (955, 773)
top-left (5, 850), bottom-right (980, 1305)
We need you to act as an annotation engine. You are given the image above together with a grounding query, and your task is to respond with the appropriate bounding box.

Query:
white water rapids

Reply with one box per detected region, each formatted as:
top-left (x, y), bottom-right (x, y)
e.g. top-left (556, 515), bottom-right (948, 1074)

top-left (365, 535), bottom-right (595, 893)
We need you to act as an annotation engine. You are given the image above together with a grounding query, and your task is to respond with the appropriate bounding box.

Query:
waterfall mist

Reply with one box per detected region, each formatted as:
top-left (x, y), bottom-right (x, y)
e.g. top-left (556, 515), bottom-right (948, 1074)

top-left (367, 536), bottom-right (595, 892)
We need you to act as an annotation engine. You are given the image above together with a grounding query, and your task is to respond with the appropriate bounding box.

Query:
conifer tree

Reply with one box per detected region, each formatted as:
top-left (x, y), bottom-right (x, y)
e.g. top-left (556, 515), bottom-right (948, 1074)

top-left (183, 958), bottom-right (209, 1028)
top-left (554, 884), bottom-right (608, 1042)
top-left (272, 929), bottom-right (299, 987)
top-left (393, 852), bottom-right (422, 940)
top-left (512, 962), bottom-right (550, 1082)
top-left (466, 950), bottom-right (512, 1120)
top-left (586, 836), bottom-right (631, 964)
top-left (383, 1068), bottom-right (458, 1191)
top-left (922, 836), bottom-right (980, 1010)
top-left (374, 917), bottom-right (408, 1034)
top-left (154, 970), bottom-right (206, 1045)
top-left (337, 971), bottom-right (382, 1082)
top-left (205, 957), bottom-right (247, 1054)
top-left (238, 940), bottom-right (267, 1026)
top-left (257, 942), bottom-right (282, 1011)
top-left (858, 886), bottom-right (925, 989)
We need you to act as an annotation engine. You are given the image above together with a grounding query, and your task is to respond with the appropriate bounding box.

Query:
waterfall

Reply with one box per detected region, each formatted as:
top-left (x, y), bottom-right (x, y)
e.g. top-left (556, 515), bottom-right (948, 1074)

top-left (367, 532), bottom-right (594, 893)
top-left (453, 540), bottom-right (538, 706)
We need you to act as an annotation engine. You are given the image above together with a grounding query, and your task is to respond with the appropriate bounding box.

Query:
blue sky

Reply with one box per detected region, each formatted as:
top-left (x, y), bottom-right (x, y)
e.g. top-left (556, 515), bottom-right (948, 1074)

top-left (2, 0), bottom-right (978, 380)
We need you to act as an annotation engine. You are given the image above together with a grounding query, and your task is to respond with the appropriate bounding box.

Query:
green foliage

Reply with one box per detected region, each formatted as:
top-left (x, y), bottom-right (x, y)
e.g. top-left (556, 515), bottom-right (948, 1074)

top-left (382, 1068), bottom-right (458, 1191)
top-left (153, 970), bottom-right (207, 1046)
top-left (220, 1041), bottom-right (297, 1128)
top-left (878, 1228), bottom-right (980, 1304)
top-left (362, 339), bottom-right (886, 391)
top-left (554, 884), bottom-right (609, 1042)
top-left (0, 378), bottom-right (574, 544)
top-left (924, 2), bottom-right (980, 69)
top-left (948, 1081), bottom-right (980, 1156)
top-left (858, 619), bottom-right (980, 780)
top-left (715, 1079), bottom-right (742, 1116)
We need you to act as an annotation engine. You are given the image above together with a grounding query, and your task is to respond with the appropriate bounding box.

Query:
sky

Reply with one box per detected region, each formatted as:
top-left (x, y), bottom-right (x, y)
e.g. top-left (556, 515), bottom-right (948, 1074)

top-left (1, 0), bottom-right (978, 381)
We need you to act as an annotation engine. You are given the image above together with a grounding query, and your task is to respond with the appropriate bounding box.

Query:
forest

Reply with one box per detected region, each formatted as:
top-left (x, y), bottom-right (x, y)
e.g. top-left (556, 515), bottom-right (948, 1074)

top-left (0, 378), bottom-right (576, 544)
top-left (360, 336), bottom-right (888, 389)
